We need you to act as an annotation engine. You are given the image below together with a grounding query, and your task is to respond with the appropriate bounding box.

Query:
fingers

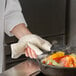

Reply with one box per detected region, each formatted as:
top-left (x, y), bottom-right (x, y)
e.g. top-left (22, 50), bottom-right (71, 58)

top-left (19, 34), bottom-right (52, 52)
top-left (25, 48), bottom-right (29, 57)
top-left (25, 46), bottom-right (37, 58)
top-left (40, 40), bottom-right (52, 51)
top-left (27, 43), bottom-right (43, 55)
top-left (26, 34), bottom-right (52, 52)
top-left (25, 43), bottom-right (43, 58)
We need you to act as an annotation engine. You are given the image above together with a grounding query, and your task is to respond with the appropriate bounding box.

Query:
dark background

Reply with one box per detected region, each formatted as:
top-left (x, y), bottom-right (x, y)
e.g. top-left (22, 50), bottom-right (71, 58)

top-left (19, 0), bottom-right (66, 37)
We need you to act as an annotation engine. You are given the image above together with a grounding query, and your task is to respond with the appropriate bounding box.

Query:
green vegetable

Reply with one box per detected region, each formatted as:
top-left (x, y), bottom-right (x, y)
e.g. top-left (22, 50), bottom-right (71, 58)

top-left (46, 58), bottom-right (61, 66)
top-left (52, 60), bottom-right (61, 66)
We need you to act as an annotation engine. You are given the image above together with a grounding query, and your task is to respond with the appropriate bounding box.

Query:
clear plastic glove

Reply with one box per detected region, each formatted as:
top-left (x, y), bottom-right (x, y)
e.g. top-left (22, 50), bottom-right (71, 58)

top-left (11, 34), bottom-right (52, 59)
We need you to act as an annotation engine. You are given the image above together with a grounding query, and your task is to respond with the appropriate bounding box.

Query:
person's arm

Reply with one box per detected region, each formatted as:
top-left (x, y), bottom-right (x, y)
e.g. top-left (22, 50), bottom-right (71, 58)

top-left (5, 0), bottom-right (27, 36)
top-left (10, 23), bottom-right (52, 59)
top-left (10, 23), bottom-right (32, 39)
top-left (5, 0), bottom-right (52, 59)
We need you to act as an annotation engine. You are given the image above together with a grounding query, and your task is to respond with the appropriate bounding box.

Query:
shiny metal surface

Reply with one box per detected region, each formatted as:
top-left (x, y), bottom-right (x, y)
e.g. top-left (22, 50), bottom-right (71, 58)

top-left (0, 59), bottom-right (40, 76)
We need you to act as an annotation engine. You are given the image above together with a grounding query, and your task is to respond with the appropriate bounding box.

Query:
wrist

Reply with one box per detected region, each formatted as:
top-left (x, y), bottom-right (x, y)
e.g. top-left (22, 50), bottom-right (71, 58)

top-left (10, 23), bottom-right (32, 39)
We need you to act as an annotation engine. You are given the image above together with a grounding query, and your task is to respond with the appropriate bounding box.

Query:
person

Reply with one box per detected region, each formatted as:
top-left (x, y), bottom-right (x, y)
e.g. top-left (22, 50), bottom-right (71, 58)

top-left (0, 0), bottom-right (52, 73)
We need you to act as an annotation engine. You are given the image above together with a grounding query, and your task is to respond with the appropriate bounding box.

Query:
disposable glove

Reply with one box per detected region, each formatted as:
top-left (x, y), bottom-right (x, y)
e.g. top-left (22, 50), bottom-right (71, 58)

top-left (11, 34), bottom-right (52, 59)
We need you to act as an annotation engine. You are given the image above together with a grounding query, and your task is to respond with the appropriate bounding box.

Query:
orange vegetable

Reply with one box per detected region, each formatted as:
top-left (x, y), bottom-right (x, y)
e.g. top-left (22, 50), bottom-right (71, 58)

top-left (46, 51), bottom-right (65, 61)
top-left (42, 51), bottom-right (76, 67)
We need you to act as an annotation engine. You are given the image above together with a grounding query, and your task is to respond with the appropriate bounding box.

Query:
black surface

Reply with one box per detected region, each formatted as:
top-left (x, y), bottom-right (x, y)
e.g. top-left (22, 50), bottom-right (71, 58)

top-left (19, 0), bottom-right (66, 37)
top-left (30, 71), bottom-right (46, 76)
top-left (36, 72), bottom-right (46, 76)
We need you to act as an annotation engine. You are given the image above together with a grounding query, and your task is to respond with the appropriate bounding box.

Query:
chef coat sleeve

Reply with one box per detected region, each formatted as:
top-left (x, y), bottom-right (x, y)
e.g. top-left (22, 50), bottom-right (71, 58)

top-left (5, 0), bottom-right (27, 36)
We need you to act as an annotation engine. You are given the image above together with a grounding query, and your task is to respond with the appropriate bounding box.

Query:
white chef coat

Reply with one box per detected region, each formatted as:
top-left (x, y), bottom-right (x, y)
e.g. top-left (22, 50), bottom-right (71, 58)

top-left (0, 0), bottom-right (27, 73)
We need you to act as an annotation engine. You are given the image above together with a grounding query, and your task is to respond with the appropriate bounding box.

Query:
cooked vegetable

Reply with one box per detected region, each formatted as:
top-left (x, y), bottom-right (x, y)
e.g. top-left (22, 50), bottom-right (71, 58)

top-left (41, 51), bottom-right (76, 67)
top-left (45, 51), bottom-right (65, 60)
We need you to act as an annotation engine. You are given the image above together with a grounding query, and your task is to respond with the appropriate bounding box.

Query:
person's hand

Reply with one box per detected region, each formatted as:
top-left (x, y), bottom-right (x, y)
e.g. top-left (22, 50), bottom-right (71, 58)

top-left (11, 34), bottom-right (52, 59)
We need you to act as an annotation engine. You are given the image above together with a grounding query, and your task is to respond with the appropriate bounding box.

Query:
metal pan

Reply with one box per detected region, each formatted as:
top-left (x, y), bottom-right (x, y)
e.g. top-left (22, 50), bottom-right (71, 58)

top-left (37, 47), bottom-right (76, 76)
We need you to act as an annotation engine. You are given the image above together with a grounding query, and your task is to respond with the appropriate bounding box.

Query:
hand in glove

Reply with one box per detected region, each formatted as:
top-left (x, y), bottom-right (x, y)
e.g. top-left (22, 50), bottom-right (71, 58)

top-left (11, 34), bottom-right (52, 59)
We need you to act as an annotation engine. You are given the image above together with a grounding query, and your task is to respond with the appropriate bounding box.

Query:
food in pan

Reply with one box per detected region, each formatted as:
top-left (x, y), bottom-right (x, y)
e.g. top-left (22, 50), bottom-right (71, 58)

top-left (41, 51), bottom-right (76, 67)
